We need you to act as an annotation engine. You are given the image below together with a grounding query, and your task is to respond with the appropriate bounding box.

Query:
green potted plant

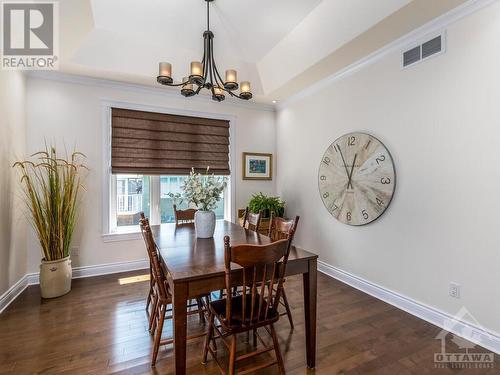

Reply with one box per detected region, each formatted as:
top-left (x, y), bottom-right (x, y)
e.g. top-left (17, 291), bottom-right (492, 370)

top-left (14, 146), bottom-right (87, 298)
top-left (248, 192), bottom-right (285, 218)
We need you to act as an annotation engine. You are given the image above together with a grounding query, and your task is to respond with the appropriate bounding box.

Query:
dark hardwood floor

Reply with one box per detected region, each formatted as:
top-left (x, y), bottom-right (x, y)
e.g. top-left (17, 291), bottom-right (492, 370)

top-left (0, 271), bottom-right (497, 374)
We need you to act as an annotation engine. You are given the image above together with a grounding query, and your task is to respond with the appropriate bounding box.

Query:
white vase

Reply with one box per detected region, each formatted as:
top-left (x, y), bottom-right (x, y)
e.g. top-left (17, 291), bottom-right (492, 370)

top-left (195, 210), bottom-right (216, 238)
top-left (40, 256), bottom-right (72, 298)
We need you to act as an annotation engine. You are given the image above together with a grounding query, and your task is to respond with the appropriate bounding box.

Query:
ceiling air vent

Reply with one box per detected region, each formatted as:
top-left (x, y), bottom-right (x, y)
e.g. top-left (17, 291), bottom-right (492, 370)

top-left (403, 46), bottom-right (421, 67)
top-left (402, 33), bottom-right (444, 68)
top-left (422, 36), bottom-right (442, 59)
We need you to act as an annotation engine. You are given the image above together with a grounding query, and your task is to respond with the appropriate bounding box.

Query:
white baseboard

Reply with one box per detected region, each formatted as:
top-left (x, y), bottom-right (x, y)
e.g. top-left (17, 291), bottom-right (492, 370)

top-left (318, 260), bottom-right (500, 355)
top-left (0, 275), bottom-right (30, 314)
top-left (0, 259), bottom-right (149, 314)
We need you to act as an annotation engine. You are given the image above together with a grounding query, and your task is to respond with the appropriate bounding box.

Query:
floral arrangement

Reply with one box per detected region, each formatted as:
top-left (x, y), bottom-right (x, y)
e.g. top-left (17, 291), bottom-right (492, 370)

top-left (181, 167), bottom-right (226, 211)
top-left (166, 192), bottom-right (184, 206)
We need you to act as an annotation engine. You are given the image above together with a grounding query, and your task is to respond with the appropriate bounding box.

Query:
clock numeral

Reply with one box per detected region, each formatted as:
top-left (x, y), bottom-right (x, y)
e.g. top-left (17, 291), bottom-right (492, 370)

top-left (334, 144), bottom-right (340, 153)
top-left (362, 209), bottom-right (369, 220)
top-left (320, 175), bottom-right (326, 181)
top-left (323, 192), bottom-right (329, 199)
top-left (346, 212), bottom-right (351, 221)
top-left (329, 202), bottom-right (338, 211)
top-left (376, 155), bottom-right (385, 165)
top-left (376, 197), bottom-right (384, 206)
top-left (348, 136), bottom-right (356, 146)
top-left (323, 157), bottom-right (331, 165)
top-left (380, 177), bottom-right (391, 184)
top-left (365, 140), bottom-right (371, 150)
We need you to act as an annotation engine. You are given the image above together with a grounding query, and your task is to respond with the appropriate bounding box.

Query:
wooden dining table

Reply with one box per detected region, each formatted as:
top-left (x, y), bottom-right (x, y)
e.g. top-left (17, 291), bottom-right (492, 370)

top-left (155, 220), bottom-right (318, 375)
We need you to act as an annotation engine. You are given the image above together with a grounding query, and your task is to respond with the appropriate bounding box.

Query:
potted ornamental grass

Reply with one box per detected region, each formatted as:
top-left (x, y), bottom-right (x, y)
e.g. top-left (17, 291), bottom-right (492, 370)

top-left (13, 146), bottom-right (87, 298)
top-left (181, 168), bottom-right (226, 238)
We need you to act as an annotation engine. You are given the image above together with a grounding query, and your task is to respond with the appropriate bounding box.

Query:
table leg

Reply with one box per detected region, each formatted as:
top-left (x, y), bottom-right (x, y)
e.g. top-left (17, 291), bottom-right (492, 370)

top-left (173, 281), bottom-right (188, 375)
top-left (303, 258), bottom-right (317, 368)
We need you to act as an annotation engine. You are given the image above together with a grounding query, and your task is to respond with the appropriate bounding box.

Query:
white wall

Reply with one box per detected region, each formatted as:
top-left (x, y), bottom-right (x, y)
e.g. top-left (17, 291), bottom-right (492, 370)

top-left (25, 76), bottom-right (276, 273)
top-left (0, 71), bottom-right (28, 296)
top-left (276, 2), bottom-right (500, 334)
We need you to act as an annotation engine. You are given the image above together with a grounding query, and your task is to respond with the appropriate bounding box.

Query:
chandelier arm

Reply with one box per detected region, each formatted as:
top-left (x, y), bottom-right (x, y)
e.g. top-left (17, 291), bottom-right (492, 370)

top-left (225, 89), bottom-right (241, 98)
top-left (204, 37), bottom-right (211, 85)
top-left (201, 51), bottom-right (206, 80)
top-left (199, 41), bottom-right (207, 88)
top-left (207, 38), bottom-right (215, 88)
top-left (215, 82), bottom-right (239, 97)
top-left (224, 88), bottom-right (247, 99)
top-left (158, 79), bottom-right (191, 87)
top-left (210, 38), bottom-right (226, 86)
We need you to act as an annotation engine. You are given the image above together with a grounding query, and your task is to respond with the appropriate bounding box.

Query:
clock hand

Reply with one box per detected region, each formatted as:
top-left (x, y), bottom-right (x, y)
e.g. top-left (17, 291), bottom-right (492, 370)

top-left (337, 145), bottom-right (352, 184)
top-left (347, 153), bottom-right (357, 190)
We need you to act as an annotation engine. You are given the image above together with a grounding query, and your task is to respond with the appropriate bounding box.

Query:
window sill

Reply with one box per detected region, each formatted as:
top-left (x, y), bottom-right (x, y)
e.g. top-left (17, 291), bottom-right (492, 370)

top-left (102, 230), bottom-right (142, 243)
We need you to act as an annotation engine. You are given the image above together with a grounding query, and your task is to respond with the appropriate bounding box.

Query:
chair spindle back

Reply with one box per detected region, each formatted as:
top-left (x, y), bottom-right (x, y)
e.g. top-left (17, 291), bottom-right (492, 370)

top-left (242, 207), bottom-right (262, 232)
top-left (268, 214), bottom-right (300, 242)
top-left (223, 235), bottom-right (293, 327)
top-left (173, 204), bottom-right (197, 226)
top-left (139, 216), bottom-right (171, 300)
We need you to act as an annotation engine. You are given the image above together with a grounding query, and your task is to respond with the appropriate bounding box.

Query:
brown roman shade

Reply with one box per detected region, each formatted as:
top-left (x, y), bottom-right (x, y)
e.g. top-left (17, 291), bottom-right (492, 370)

top-left (111, 108), bottom-right (230, 175)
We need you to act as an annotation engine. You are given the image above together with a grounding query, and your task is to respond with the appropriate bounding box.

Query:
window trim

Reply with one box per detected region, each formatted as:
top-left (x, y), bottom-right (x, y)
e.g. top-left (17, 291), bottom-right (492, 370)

top-left (101, 100), bottom-right (237, 241)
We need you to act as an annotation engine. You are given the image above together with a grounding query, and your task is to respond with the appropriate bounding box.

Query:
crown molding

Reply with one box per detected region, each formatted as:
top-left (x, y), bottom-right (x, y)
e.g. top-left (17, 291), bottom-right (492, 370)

top-left (25, 70), bottom-right (276, 112)
top-left (277, 0), bottom-right (498, 110)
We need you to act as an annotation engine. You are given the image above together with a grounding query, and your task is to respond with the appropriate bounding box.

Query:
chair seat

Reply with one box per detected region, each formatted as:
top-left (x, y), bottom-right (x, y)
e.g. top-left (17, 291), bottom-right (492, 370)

top-left (209, 294), bottom-right (279, 331)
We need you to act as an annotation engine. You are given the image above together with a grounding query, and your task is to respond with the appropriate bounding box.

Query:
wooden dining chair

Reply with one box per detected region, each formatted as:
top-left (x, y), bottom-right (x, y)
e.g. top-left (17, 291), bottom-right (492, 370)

top-left (173, 204), bottom-right (197, 226)
top-left (242, 207), bottom-right (262, 232)
top-left (268, 214), bottom-right (300, 329)
top-left (139, 216), bottom-right (208, 366)
top-left (140, 212), bottom-right (156, 321)
top-left (218, 208), bottom-right (262, 299)
top-left (202, 235), bottom-right (294, 375)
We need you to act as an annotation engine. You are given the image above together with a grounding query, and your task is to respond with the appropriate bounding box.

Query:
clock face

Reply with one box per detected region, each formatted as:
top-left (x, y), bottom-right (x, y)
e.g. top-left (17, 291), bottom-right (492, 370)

top-left (318, 132), bottom-right (395, 226)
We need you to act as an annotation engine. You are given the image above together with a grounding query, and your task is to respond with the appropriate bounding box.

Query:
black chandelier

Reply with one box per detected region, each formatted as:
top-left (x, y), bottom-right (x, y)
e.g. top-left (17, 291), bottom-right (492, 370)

top-left (156, 0), bottom-right (252, 102)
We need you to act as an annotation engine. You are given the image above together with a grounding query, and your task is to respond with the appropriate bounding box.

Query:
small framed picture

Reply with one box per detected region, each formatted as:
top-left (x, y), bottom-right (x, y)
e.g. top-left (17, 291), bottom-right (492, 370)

top-left (242, 152), bottom-right (272, 180)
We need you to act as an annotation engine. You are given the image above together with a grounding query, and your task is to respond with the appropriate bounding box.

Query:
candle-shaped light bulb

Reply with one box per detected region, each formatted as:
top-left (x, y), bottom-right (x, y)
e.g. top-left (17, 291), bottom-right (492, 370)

top-left (182, 76), bottom-right (192, 88)
top-left (159, 62), bottom-right (171, 78)
top-left (181, 77), bottom-right (195, 97)
top-left (190, 61), bottom-right (203, 77)
top-left (213, 86), bottom-right (225, 102)
top-left (240, 81), bottom-right (251, 93)
top-left (240, 81), bottom-right (252, 100)
top-left (190, 61), bottom-right (204, 85)
top-left (157, 62), bottom-right (173, 85)
top-left (224, 69), bottom-right (238, 90)
top-left (226, 69), bottom-right (237, 83)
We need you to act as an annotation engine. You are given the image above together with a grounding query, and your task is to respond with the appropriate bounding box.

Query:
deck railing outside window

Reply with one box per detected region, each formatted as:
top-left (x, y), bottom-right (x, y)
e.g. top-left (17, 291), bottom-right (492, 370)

top-left (117, 193), bottom-right (143, 214)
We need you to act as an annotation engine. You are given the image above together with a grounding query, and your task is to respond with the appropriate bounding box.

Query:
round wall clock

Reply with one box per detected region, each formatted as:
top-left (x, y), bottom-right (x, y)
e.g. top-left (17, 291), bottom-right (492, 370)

top-left (318, 132), bottom-right (395, 226)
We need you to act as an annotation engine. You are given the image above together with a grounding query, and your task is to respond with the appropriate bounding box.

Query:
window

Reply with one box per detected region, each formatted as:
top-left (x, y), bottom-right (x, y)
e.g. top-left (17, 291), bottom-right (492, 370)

top-left (115, 175), bottom-right (150, 227)
top-left (106, 106), bottom-right (233, 235)
top-left (110, 174), bottom-right (227, 231)
top-left (159, 176), bottom-right (224, 223)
